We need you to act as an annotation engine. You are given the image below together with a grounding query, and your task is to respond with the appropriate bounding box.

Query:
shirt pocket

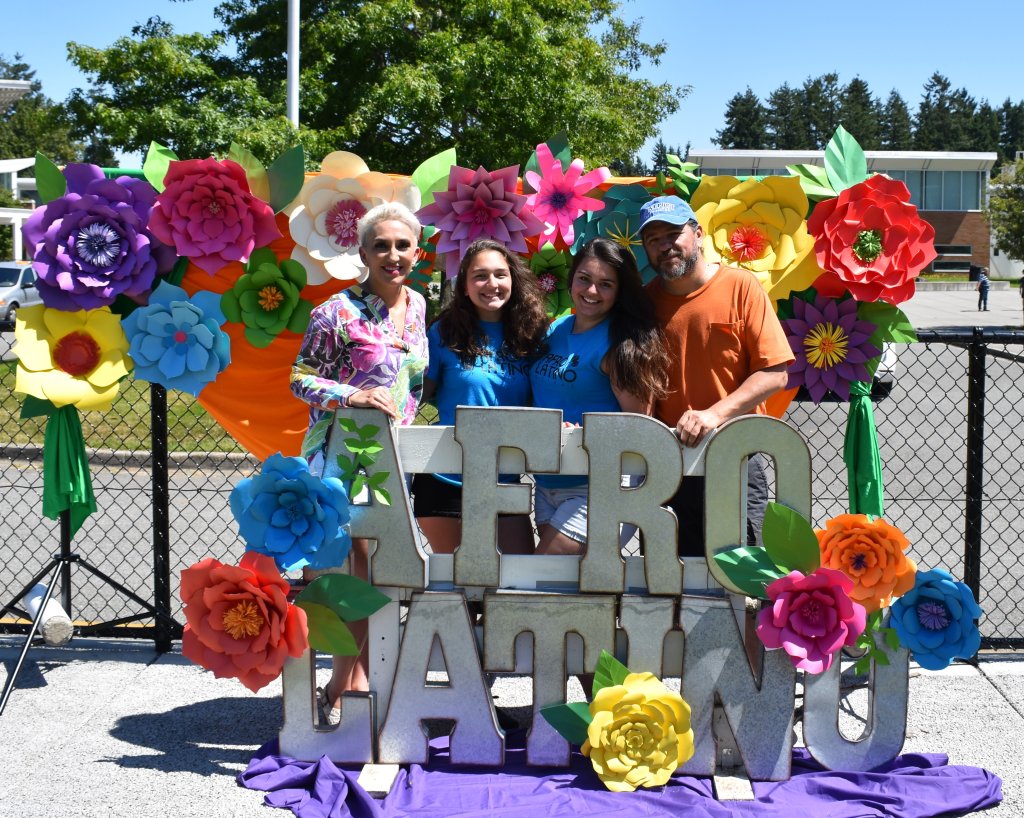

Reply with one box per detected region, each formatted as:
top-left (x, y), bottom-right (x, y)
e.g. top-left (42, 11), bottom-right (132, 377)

top-left (707, 321), bottom-right (744, 367)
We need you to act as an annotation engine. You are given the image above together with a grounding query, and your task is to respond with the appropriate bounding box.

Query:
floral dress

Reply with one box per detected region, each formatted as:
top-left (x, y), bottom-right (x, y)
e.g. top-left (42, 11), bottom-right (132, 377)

top-left (290, 285), bottom-right (427, 475)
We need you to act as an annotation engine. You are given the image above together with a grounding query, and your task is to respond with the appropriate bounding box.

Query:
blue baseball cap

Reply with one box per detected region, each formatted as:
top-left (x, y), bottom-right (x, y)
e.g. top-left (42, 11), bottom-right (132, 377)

top-left (639, 195), bottom-right (697, 232)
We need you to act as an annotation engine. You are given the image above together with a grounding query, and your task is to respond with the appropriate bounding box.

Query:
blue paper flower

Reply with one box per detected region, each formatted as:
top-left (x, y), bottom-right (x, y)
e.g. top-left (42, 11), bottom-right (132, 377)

top-left (571, 184), bottom-right (655, 282)
top-left (230, 453), bottom-right (351, 573)
top-left (121, 280), bottom-right (230, 396)
top-left (890, 568), bottom-right (982, 671)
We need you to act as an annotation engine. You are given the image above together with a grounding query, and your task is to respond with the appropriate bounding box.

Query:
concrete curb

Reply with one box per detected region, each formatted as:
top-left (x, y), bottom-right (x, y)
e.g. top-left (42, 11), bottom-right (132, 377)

top-left (1, 443), bottom-right (260, 470)
top-left (917, 281), bottom-right (1011, 291)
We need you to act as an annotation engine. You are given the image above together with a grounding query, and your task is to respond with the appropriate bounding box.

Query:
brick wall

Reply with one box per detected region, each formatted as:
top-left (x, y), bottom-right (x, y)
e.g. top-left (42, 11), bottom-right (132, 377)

top-left (920, 211), bottom-right (990, 269)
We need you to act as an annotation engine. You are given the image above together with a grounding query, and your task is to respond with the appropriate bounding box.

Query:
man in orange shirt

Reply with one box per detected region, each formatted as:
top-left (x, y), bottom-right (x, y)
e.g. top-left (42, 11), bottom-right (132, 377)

top-left (639, 195), bottom-right (794, 556)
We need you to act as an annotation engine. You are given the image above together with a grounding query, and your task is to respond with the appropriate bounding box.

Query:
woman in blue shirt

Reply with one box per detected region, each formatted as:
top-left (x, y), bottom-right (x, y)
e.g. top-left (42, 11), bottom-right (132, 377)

top-left (413, 239), bottom-right (548, 554)
top-left (530, 237), bottom-right (667, 555)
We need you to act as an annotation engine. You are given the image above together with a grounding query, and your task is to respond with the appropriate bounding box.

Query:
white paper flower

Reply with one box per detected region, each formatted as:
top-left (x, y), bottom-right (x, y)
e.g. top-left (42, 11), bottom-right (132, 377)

top-left (287, 152), bottom-right (421, 284)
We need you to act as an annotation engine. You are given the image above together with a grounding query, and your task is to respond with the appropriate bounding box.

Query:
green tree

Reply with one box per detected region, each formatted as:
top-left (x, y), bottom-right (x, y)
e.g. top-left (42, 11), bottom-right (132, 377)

top-left (77, 1), bottom-right (682, 171)
top-left (713, 88), bottom-right (767, 149)
top-left (969, 100), bottom-right (1001, 155)
top-left (879, 90), bottom-right (913, 149)
top-left (987, 160), bottom-right (1024, 262)
top-left (839, 77), bottom-right (880, 150)
top-left (67, 18), bottom-right (294, 164)
top-left (801, 73), bottom-right (842, 149)
top-left (0, 54), bottom-right (80, 164)
top-left (913, 72), bottom-right (974, 150)
top-left (998, 99), bottom-right (1024, 168)
top-left (765, 83), bottom-right (806, 149)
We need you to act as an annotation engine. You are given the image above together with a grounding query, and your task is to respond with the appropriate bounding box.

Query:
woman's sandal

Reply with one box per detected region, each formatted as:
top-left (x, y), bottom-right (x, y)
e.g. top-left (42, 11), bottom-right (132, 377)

top-left (316, 686), bottom-right (341, 726)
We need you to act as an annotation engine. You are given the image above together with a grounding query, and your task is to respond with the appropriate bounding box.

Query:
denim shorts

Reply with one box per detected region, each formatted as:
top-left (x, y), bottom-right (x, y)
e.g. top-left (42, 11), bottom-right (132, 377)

top-left (534, 483), bottom-right (637, 546)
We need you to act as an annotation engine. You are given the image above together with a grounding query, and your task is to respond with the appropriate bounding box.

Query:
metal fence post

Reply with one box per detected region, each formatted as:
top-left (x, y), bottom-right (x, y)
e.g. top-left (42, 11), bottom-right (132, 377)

top-left (964, 328), bottom-right (986, 602)
top-left (151, 383), bottom-right (172, 652)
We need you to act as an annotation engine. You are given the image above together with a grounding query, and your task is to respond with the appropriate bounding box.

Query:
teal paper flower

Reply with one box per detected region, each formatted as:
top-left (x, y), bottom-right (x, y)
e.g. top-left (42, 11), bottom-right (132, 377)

top-left (230, 453), bottom-right (351, 573)
top-left (221, 248), bottom-right (313, 348)
top-left (571, 184), bottom-right (655, 282)
top-left (121, 280), bottom-right (230, 396)
top-left (890, 569), bottom-right (982, 671)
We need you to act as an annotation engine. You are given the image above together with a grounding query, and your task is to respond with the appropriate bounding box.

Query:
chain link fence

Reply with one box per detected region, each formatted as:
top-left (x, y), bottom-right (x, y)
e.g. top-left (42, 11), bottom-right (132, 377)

top-left (2, 329), bottom-right (1023, 648)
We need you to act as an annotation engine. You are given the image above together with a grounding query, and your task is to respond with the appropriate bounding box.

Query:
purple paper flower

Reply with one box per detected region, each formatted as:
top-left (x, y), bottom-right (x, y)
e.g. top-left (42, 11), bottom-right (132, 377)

top-left (417, 164), bottom-right (543, 279)
top-left (756, 567), bottom-right (867, 674)
top-left (22, 164), bottom-right (173, 311)
top-left (782, 295), bottom-right (881, 402)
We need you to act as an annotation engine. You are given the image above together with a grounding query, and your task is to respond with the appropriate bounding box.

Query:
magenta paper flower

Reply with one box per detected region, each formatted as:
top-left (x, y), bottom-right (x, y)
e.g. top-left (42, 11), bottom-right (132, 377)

top-left (757, 567), bottom-right (866, 674)
top-left (524, 144), bottom-right (609, 251)
top-left (149, 157), bottom-right (280, 275)
top-left (782, 295), bottom-right (881, 403)
top-left (417, 164), bottom-right (543, 279)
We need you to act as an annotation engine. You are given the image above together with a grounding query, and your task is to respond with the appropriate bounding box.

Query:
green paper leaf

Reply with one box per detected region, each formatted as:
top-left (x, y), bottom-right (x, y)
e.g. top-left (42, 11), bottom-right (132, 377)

top-left (368, 471), bottom-right (389, 487)
top-left (411, 147), bottom-right (458, 209)
top-left (523, 132), bottom-right (573, 192)
top-left (371, 485), bottom-right (392, 506)
top-left (350, 474), bottom-right (366, 497)
top-left (335, 456), bottom-right (360, 482)
top-left (142, 142), bottom-right (178, 192)
top-left (823, 126), bottom-right (869, 193)
top-left (296, 600), bottom-right (359, 655)
top-left (164, 256), bottom-right (189, 287)
top-left (337, 417), bottom-right (359, 433)
top-left (713, 546), bottom-right (788, 599)
top-left (228, 142), bottom-right (270, 203)
top-left (853, 656), bottom-right (870, 675)
top-left (858, 301), bottom-right (916, 378)
top-left (592, 649), bottom-right (630, 698)
top-left (267, 144), bottom-right (306, 212)
top-left (761, 502), bottom-right (821, 574)
top-left (35, 153), bottom-right (67, 203)
top-left (246, 246), bottom-right (278, 271)
top-left (286, 300), bottom-right (314, 334)
top-left (883, 626), bottom-right (901, 652)
top-left (666, 155), bottom-right (701, 199)
top-left (20, 395), bottom-right (57, 419)
top-left (539, 701), bottom-right (592, 746)
top-left (357, 424), bottom-right (381, 440)
top-left (874, 651), bottom-right (890, 667)
top-left (297, 573), bottom-right (392, 623)
top-left (786, 163), bottom-right (836, 202)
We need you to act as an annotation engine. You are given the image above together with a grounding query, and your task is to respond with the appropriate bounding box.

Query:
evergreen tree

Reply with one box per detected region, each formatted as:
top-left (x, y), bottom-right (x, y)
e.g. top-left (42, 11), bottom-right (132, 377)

top-left (879, 90), bottom-right (914, 149)
top-left (970, 101), bottom-right (1001, 156)
top-left (801, 73), bottom-right (842, 148)
top-left (0, 54), bottom-right (80, 165)
top-left (839, 77), bottom-right (880, 150)
top-left (765, 83), bottom-right (807, 149)
top-left (914, 73), bottom-right (961, 150)
top-left (998, 99), bottom-right (1024, 168)
top-left (713, 88), bottom-right (767, 148)
top-left (650, 138), bottom-right (669, 173)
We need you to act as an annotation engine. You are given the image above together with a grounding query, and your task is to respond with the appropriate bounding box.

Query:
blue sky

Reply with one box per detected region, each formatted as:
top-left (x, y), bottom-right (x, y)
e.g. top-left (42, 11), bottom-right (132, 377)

top-left (6, 0), bottom-right (1019, 163)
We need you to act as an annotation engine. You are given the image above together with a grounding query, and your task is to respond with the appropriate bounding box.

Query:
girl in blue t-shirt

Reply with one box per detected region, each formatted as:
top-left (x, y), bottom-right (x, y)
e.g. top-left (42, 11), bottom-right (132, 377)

top-left (413, 239), bottom-right (548, 554)
top-left (530, 237), bottom-right (668, 555)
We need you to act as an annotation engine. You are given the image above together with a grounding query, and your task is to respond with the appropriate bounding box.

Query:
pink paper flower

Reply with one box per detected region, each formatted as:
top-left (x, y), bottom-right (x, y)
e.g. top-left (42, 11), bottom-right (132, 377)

top-left (808, 174), bottom-right (936, 305)
top-left (417, 164), bottom-right (544, 279)
top-left (524, 144), bottom-right (609, 251)
top-left (180, 551), bottom-right (308, 692)
top-left (149, 157), bottom-right (280, 275)
top-left (756, 567), bottom-right (866, 674)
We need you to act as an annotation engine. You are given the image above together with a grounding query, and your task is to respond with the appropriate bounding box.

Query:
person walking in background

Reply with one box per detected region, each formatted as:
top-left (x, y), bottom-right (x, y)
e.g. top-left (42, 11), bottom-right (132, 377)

top-left (977, 268), bottom-right (990, 311)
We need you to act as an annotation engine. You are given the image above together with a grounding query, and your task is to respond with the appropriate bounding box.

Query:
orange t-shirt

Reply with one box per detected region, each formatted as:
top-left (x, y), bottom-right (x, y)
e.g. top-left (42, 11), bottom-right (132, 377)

top-left (647, 265), bottom-right (794, 428)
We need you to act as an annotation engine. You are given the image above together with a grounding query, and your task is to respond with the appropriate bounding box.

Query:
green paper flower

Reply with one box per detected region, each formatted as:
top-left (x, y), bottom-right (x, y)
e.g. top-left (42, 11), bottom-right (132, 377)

top-left (221, 247), bottom-right (313, 348)
top-left (529, 242), bottom-right (573, 318)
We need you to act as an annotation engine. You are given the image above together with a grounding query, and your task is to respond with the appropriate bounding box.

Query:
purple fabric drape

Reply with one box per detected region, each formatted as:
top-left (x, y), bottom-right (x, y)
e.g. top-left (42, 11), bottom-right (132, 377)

top-left (239, 735), bottom-right (1001, 818)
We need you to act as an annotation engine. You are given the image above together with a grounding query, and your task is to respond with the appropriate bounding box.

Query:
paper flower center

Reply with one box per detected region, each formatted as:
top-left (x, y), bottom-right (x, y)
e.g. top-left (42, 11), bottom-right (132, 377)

top-left (800, 598), bottom-right (823, 626)
top-left (544, 190), bottom-right (571, 210)
top-left (851, 552), bottom-right (868, 570)
top-left (537, 272), bottom-right (557, 293)
top-left (728, 224), bottom-right (769, 262)
top-left (75, 222), bottom-right (122, 267)
top-left (53, 331), bottom-right (102, 376)
top-left (258, 285), bottom-right (284, 311)
top-left (174, 330), bottom-right (188, 343)
top-left (917, 600), bottom-right (951, 631)
top-left (325, 199), bottom-right (366, 248)
top-left (205, 200), bottom-right (223, 218)
top-left (853, 229), bottom-right (884, 263)
top-left (222, 599), bottom-right (265, 640)
top-left (605, 224), bottom-right (641, 253)
top-left (804, 322), bottom-right (849, 369)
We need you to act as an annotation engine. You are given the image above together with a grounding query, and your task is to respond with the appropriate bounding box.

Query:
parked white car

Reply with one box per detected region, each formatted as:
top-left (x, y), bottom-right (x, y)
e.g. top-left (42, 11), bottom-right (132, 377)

top-left (0, 262), bottom-right (42, 322)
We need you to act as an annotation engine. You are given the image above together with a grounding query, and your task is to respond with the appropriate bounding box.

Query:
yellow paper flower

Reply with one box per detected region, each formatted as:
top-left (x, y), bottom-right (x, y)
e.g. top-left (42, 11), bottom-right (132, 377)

top-left (13, 304), bottom-right (132, 411)
top-left (581, 672), bottom-right (694, 792)
top-left (690, 175), bottom-right (822, 305)
top-left (287, 151), bottom-right (421, 285)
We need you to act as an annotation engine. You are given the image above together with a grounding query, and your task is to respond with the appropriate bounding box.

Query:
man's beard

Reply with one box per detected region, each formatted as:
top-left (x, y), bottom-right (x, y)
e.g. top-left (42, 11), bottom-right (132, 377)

top-left (658, 245), bottom-right (701, 281)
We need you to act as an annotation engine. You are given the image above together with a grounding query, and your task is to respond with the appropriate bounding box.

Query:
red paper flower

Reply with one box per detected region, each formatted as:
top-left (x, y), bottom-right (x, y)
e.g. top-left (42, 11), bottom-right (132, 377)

top-left (808, 174), bottom-right (936, 305)
top-left (180, 551), bottom-right (307, 692)
top-left (149, 158), bottom-right (281, 276)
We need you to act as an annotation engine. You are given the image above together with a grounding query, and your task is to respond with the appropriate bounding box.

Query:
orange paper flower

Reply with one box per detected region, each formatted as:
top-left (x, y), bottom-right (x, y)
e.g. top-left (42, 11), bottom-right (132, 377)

top-left (817, 514), bottom-right (916, 613)
top-left (180, 551), bottom-right (308, 692)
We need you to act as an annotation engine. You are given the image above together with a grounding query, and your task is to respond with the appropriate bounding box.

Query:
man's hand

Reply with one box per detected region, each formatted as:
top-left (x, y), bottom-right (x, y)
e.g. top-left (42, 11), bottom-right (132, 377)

top-left (675, 408), bottom-right (722, 448)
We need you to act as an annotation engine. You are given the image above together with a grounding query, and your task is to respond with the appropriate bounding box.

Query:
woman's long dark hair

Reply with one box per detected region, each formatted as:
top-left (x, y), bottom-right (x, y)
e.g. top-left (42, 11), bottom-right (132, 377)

top-left (435, 239), bottom-right (548, 364)
top-left (570, 238), bottom-right (668, 401)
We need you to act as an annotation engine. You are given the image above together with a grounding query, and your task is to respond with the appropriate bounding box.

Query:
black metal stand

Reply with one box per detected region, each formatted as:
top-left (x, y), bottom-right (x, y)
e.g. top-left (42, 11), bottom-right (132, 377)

top-left (0, 509), bottom-right (177, 717)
